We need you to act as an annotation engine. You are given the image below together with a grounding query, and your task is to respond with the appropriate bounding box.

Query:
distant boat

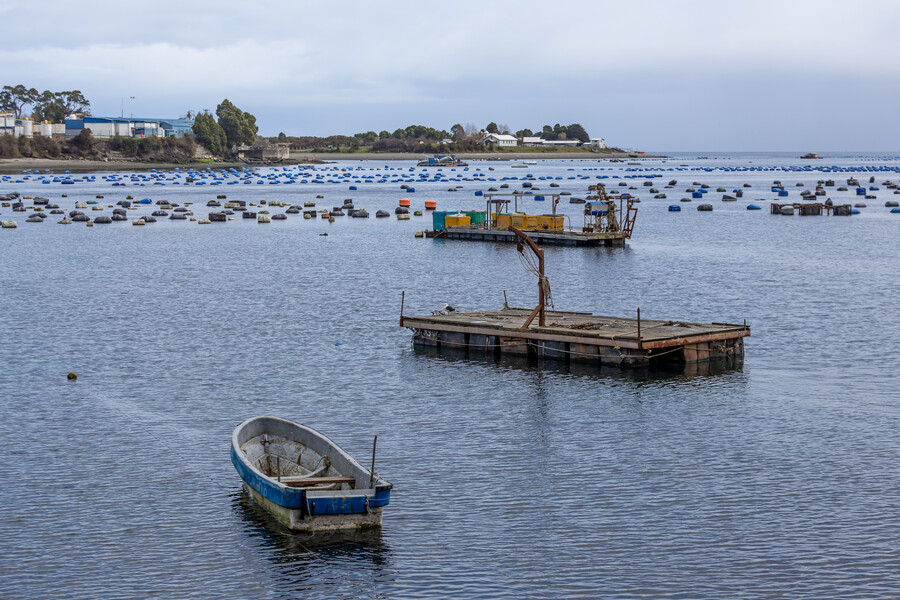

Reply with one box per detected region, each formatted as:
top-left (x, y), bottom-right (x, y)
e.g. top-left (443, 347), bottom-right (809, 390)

top-left (801, 152), bottom-right (821, 159)
top-left (232, 416), bottom-right (392, 531)
top-left (522, 160), bottom-right (537, 165)
top-left (417, 154), bottom-right (468, 167)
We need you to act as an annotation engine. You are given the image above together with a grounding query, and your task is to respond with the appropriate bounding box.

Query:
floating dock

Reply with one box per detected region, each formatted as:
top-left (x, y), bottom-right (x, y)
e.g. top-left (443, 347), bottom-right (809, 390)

top-left (402, 307), bottom-right (749, 369)
top-left (425, 226), bottom-right (627, 246)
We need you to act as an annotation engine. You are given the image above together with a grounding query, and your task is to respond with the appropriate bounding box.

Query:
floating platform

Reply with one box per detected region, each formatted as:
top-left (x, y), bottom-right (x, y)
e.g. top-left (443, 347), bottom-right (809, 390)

top-left (402, 307), bottom-right (749, 369)
top-left (425, 226), bottom-right (627, 247)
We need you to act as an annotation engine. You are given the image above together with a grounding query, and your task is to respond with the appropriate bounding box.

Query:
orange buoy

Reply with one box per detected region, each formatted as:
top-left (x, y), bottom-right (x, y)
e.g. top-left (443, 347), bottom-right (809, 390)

top-left (321, 212), bottom-right (331, 219)
top-left (425, 200), bottom-right (437, 210)
top-left (399, 198), bottom-right (411, 207)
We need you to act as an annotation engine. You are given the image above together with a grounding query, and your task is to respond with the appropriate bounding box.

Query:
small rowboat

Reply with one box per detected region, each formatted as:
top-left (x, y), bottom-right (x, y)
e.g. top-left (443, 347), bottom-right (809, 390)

top-left (231, 416), bottom-right (392, 531)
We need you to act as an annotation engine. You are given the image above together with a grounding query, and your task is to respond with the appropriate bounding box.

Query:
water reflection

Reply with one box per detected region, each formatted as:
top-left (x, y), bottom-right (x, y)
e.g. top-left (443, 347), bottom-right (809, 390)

top-left (407, 344), bottom-right (744, 382)
top-left (232, 489), bottom-right (394, 592)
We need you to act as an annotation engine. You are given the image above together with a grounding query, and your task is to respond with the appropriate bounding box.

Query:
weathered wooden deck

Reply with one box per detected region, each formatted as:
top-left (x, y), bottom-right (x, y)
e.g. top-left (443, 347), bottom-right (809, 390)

top-left (402, 307), bottom-right (749, 368)
top-left (426, 227), bottom-right (627, 246)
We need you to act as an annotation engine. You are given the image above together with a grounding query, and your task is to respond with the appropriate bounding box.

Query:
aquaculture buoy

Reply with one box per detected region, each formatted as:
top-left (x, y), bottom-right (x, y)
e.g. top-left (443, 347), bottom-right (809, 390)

top-left (747, 204), bottom-right (761, 210)
top-left (780, 205), bottom-right (795, 215)
top-left (424, 200), bottom-right (437, 210)
top-left (67, 372), bottom-right (77, 380)
top-left (414, 230), bottom-right (424, 238)
top-left (697, 204), bottom-right (713, 211)
top-left (668, 205), bottom-right (681, 212)
top-left (399, 198), bottom-right (411, 207)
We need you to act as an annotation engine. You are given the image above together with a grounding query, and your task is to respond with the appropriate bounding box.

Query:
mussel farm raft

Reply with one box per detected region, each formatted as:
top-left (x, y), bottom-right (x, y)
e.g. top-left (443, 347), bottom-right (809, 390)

top-left (402, 307), bottom-right (749, 369)
top-left (425, 184), bottom-right (637, 247)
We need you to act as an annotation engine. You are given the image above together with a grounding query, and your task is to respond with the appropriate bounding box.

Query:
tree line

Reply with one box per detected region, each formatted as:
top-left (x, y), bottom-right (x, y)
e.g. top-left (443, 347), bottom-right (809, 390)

top-left (0, 85), bottom-right (91, 122)
top-left (191, 99), bottom-right (258, 155)
top-left (268, 121), bottom-right (594, 153)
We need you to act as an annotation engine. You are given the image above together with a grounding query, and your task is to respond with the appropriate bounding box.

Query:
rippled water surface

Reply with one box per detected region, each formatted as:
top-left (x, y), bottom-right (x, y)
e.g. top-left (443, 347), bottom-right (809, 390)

top-left (1, 153), bottom-right (898, 598)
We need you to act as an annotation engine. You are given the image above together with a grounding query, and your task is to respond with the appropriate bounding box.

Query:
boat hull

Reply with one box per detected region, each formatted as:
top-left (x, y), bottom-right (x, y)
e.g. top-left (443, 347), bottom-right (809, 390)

top-left (231, 416), bottom-right (391, 532)
top-left (243, 483), bottom-right (384, 531)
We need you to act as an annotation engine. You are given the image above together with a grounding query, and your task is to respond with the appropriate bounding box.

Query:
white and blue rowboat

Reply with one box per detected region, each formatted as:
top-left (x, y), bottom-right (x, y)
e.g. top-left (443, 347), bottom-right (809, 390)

top-left (231, 416), bottom-right (392, 531)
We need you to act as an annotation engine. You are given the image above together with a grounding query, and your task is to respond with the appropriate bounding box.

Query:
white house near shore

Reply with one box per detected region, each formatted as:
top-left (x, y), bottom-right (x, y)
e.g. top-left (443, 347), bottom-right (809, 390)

top-left (541, 139), bottom-right (580, 147)
top-left (483, 133), bottom-right (518, 147)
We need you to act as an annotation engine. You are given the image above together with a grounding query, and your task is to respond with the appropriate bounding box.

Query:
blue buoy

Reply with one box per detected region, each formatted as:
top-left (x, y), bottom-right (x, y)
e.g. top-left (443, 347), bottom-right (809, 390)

top-left (747, 204), bottom-right (761, 210)
top-left (668, 205), bottom-right (681, 211)
top-left (891, 207), bottom-right (900, 213)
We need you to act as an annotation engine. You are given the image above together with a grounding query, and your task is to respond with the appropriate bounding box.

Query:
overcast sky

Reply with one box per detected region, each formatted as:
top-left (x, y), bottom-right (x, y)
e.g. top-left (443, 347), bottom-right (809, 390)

top-left (3, 0), bottom-right (898, 151)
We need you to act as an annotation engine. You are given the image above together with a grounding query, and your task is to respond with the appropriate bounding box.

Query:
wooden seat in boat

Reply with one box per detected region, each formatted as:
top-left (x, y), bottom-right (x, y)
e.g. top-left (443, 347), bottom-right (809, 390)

top-left (279, 476), bottom-right (356, 487)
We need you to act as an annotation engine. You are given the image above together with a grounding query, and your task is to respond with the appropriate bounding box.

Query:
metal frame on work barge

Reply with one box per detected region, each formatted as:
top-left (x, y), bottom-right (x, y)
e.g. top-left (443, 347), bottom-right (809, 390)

top-left (401, 307), bottom-right (750, 369)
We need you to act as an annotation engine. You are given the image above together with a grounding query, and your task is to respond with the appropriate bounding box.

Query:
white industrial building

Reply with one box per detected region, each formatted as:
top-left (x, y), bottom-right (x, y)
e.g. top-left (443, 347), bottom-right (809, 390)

top-left (1, 112), bottom-right (68, 138)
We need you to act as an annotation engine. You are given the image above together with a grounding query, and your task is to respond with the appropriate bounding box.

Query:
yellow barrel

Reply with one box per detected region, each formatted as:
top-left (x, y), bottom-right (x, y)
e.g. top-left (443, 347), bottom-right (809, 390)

top-left (444, 213), bottom-right (471, 227)
top-left (494, 213), bottom-right (511, 229)
top-left (510, 214), bottom-right (527, 228)
top-left (525, 215), bottom-right (539, 230)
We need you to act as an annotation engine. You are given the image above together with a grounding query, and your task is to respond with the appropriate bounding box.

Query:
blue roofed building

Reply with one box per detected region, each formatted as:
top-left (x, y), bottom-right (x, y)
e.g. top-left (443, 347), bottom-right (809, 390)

top-left (65, 116), bottom-right (194, 139)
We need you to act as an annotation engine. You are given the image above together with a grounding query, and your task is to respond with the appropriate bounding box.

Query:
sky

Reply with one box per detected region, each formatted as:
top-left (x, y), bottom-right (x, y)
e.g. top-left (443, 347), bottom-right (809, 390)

top-left (3, 0), bottom-right (899, 151)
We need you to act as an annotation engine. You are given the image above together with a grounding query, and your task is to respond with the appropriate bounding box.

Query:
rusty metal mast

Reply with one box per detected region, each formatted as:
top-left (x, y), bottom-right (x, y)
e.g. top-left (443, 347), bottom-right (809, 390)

top-left (507, 226), bottom-right (547, 328)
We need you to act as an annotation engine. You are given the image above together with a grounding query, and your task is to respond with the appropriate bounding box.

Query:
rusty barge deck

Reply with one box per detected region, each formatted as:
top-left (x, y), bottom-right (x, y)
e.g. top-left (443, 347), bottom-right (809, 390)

top-left (426, 226), bottom-right (627, 247)
top-left (402, 307), bottom-right (749, 369)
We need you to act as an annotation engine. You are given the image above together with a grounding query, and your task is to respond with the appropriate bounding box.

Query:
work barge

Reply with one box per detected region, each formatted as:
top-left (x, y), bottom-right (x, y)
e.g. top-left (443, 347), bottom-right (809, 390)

top-left (402, 225), bottom-right (749, 370)
top-left (402, 307), bottom-right (749, 369)
top-left (425, 184), bottom-right (637, 247)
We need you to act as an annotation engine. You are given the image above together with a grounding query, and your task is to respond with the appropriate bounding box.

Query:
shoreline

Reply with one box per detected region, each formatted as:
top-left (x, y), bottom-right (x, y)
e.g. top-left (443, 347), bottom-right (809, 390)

top-left (0, 151), bottom-right (662, 174)
top-left (294, 151), bottom-right (661, 161)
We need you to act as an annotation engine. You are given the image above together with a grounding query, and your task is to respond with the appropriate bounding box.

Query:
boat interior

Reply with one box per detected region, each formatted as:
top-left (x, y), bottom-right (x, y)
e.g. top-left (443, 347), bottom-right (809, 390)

top-left (241, 434), bottom-right (356, 490)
